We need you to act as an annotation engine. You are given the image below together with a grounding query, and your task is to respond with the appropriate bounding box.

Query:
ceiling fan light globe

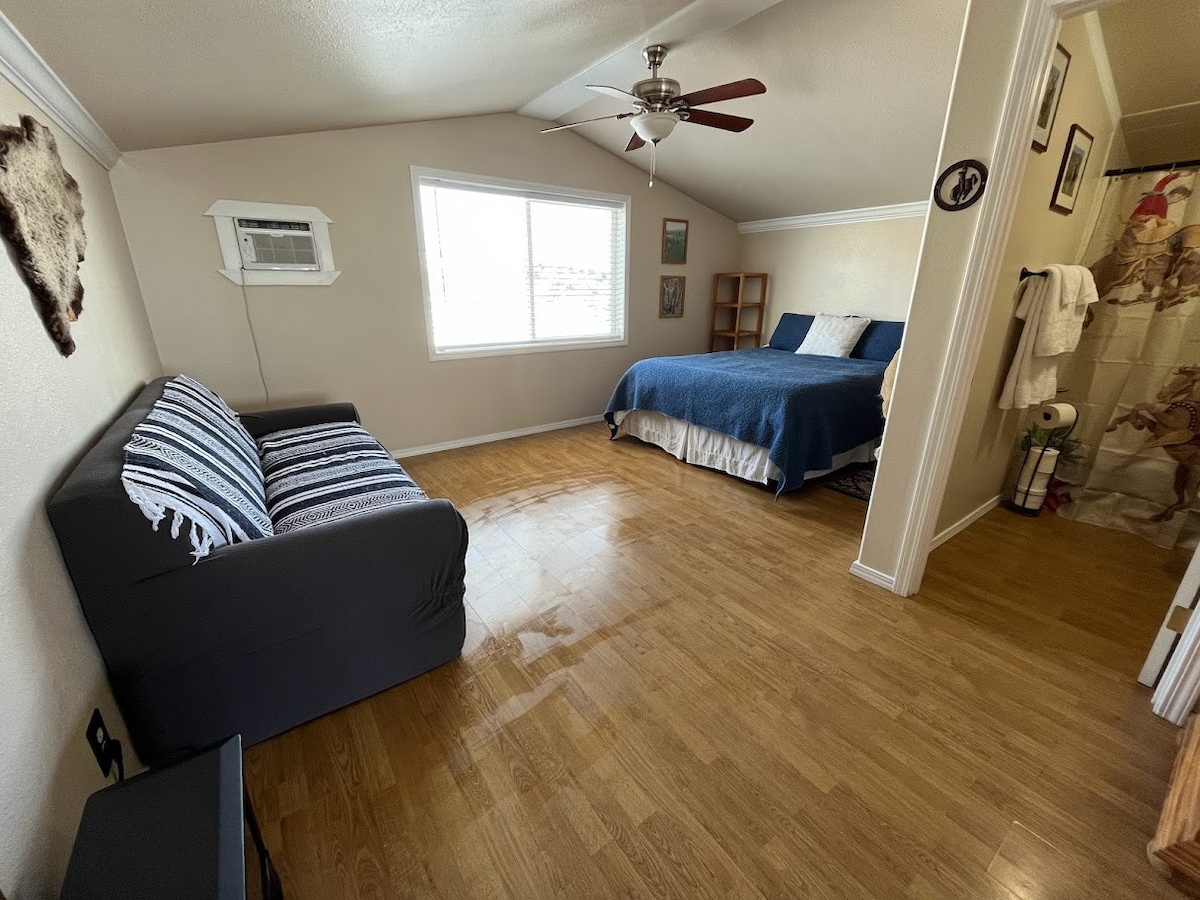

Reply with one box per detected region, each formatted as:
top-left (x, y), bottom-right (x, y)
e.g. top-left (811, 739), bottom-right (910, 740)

top-left (632, 112), bottom-right (679, 143)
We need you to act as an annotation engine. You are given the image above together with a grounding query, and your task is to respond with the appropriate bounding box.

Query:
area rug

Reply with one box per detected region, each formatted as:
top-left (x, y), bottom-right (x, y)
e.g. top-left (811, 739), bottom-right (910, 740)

top-left (820, 462), bottom-right (875, 501)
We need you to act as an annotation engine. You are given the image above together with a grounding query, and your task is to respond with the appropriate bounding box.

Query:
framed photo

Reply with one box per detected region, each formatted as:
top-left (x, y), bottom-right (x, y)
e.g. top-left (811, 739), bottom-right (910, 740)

top-left (659, 275), bottom-right (685, 318)
top-left (661, 218), bottom-right (689, 264)
top-left (1032, 43), bottom-right (1070, 153)
top-left (1050, 124), bottom-right (1094, 215)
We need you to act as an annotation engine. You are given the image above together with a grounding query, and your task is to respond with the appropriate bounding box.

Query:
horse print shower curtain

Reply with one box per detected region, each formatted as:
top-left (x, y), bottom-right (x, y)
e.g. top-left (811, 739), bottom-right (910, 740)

top-left (1056, 168), bottom-right (1200, 549)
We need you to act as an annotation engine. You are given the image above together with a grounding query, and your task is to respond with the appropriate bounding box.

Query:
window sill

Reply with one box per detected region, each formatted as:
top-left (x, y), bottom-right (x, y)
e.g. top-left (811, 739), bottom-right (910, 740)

top-left (430, 338), bottom-right (628, 361)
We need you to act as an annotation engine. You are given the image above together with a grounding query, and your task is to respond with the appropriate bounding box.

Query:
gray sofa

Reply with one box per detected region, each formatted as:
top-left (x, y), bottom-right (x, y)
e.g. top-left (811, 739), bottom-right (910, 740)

top-left (47, 377), bottom-right (468, 766)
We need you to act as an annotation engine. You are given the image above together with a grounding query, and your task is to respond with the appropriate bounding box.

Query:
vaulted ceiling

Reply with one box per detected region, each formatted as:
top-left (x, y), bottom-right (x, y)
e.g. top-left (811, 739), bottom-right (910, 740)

top-left (550, 0), bottom-right (965, 221)
top-left (2, 0), bottom-right (966, 221)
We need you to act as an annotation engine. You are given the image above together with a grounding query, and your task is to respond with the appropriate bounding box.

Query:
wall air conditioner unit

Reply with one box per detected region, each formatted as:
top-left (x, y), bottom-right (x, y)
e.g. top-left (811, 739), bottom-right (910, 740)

top-left (234, 218), bottom-right (320, 271)
top-left (205, 200), bottom-right (340, 285)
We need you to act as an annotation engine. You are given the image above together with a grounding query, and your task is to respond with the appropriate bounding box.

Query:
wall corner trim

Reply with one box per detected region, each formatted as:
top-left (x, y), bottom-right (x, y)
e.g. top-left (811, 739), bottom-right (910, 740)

top-left (930, 494), bottom-right (1003, 550)
top-left (0, 10), bottom-right (120, 169)
top-left (1082, 12), bottom-right (1122, 127)
top-left (737, 201), bottom-right (930, 234)
top-left (848, 560), bottom-right (897, 592)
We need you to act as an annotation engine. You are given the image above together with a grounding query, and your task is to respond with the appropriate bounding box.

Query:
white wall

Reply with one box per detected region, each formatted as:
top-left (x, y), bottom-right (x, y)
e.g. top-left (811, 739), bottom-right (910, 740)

top-left (0, 86), bottom-right (161, 896)
top-left (856, 0), bottom-right (1011, 584)
top-left (738, 216), bottom-right (925, 333)
top-left (110, 113), bottom-right (740, 453)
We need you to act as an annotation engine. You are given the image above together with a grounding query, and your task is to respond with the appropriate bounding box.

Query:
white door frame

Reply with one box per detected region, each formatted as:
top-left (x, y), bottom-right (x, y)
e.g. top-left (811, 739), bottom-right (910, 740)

top-left (871, 0), bottom-right (1200, 724)
top-left (861, 0), bottom-right (1112, 598)
top-left (1147, 546), bottom-right (1200, 723)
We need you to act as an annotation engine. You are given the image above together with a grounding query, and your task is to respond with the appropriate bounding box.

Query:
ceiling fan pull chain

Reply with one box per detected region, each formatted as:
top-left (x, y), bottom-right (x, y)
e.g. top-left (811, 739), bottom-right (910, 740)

top-left (650, 141), bottom-right (656, 188)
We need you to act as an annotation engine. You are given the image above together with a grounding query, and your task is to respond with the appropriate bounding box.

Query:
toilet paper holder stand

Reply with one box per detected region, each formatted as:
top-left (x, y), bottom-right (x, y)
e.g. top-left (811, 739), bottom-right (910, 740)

top-left (1007, 402), bottom-right (1078, 517)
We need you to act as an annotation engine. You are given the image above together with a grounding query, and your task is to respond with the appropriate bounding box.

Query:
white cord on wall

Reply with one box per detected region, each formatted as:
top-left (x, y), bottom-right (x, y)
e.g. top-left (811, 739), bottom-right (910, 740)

top-left (239, 271), bottom-right (271, 406)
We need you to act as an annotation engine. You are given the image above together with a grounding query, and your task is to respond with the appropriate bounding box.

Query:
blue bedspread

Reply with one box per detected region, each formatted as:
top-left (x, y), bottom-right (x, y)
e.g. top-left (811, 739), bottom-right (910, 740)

top-left (604, 348), bottom-right (888, 494)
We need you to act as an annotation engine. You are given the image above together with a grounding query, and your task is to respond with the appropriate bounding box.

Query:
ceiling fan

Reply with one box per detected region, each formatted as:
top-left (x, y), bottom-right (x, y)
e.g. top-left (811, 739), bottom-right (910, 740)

top-left (541, 44), bottom-right (766, 183)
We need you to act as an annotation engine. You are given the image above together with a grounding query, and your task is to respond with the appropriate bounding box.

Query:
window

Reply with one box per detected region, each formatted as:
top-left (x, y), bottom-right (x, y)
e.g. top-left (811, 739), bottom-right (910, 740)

top-left (413, 169), bottom-right (629, 358)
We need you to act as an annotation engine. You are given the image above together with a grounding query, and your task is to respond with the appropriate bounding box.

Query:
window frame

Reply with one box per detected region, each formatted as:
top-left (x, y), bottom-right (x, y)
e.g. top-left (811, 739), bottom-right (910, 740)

top-left (410, 166), bottom-right (632, 361)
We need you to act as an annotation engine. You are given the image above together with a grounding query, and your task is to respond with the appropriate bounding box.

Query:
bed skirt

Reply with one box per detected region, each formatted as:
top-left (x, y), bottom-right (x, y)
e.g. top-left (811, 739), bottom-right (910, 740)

top-left (611, 410), bottom-right (878, 487)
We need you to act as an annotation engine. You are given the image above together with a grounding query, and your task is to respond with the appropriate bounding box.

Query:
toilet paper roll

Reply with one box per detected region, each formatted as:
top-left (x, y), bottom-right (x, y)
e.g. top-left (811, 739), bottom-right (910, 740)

top-left (1036, 402), bottom-right (1078, 429)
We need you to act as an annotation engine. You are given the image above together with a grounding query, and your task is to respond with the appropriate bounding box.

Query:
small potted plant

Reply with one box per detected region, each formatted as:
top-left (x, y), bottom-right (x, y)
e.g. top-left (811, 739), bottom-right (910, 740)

top-left (1011, 423), bottom-right (1082, 515)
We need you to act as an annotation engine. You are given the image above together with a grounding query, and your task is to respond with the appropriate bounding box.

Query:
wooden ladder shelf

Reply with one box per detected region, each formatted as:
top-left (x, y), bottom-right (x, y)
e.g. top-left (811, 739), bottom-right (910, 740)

top-left (710, 272), bottom-right (768, 352)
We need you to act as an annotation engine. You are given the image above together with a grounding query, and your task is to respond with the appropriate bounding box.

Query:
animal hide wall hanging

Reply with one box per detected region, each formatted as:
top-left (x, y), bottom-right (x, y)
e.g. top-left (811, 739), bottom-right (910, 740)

top-left (0, 115), bottom-right (87, 356)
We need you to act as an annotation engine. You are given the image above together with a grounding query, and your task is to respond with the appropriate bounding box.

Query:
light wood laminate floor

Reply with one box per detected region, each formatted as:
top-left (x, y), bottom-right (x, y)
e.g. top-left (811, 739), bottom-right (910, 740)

top-left (244, 424), bottom-right (1191, 899)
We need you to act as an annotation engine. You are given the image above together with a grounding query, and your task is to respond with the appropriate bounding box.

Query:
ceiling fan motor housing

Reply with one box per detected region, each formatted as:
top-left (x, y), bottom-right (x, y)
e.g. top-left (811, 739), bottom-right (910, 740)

top-left (633, 78), bottom-right (681, 110)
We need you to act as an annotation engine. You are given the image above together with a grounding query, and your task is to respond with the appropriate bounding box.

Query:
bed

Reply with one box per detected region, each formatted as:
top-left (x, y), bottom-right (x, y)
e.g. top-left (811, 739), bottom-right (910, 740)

top-left (604, 313), bottom-right (903, 494)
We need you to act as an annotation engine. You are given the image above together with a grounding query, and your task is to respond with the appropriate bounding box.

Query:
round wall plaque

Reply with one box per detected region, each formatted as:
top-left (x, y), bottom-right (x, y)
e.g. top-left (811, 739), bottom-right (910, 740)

top-left (934, 159), bottom-right (988, 211)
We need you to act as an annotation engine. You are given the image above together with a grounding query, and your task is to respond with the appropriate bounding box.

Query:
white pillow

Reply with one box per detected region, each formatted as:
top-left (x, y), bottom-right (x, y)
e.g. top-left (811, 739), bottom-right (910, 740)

top-left (795, 314), bottom-right (872, 358)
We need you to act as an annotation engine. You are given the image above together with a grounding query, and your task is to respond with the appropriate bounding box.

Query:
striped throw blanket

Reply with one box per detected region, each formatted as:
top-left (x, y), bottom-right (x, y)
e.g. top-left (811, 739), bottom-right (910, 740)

top-left (258, 422), bottom-right (427, 534)
top-left (121, 375), bottom-right (273, 561)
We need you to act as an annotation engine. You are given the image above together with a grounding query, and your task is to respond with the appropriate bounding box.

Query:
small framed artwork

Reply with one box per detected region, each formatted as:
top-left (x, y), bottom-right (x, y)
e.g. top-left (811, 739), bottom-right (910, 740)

top-left (661, 218), bottom-right (689, 264)
top-left (1050, 124), bottom-right (1094, 215)
top-left (1032, 43), bottom-right (1070, 153)
top-left (659, 275), bottom-right (685, 318)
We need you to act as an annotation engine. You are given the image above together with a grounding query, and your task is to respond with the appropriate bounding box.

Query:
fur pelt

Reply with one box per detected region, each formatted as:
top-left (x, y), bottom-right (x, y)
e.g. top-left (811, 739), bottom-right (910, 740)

top-left (0, 115), bottom-right (86, 356)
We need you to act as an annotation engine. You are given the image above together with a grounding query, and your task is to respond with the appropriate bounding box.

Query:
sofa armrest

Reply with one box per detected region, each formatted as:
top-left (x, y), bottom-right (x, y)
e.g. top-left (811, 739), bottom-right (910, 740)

top-left (106, 499), bottom-right (468, 679)
top-left (238, 402), bottom-right (359, 439)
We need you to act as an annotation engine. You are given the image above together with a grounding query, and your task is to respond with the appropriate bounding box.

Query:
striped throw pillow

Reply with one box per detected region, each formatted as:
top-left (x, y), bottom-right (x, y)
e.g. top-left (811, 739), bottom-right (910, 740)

top-left (121, 377), bottom-right (273, 561)
top-left (258, 421), bottom-right (427, 534)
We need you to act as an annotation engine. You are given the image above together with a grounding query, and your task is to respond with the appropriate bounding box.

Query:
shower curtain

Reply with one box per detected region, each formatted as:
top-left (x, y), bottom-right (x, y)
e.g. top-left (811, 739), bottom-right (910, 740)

top-left (1056, 168), bottom-right (1200, 549)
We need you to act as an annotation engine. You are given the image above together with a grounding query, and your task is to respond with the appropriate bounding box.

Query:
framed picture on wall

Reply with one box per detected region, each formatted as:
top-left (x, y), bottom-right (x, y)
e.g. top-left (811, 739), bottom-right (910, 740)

top-left (1032, 43), bottom-right (1070, 152)
top-left (659, 275), bottom-right (685, 318)
top-left (1050, 124), bottom-right (1094, 215)
top-left (661, 218), bottom-right (689, 264)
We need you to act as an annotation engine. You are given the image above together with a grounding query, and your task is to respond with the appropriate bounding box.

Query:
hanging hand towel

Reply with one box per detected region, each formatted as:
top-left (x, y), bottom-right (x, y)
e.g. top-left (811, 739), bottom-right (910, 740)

top-left (998, 263), bottom-right (1097, 410)
top-left (999, 272), bottom-right (1055, 409)
top-left (1032, 264), bottom-right (1098, 356)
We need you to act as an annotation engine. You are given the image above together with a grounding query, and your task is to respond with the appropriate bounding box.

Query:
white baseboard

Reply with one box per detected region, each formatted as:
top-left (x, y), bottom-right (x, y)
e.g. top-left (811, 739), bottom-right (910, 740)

top-left (930, 494), bottom-right (1003, 550)
top-left (391, 415), bottom-right (605, 459)
top-left (849, 560), bottom-right (896, 591)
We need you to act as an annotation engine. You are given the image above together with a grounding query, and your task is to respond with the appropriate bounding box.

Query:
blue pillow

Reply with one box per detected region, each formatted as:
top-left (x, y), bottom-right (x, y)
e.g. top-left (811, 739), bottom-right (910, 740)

top-left (767, 313), bottom-right (814, 351)
top-left (852, 320), bottom-right (905, 361)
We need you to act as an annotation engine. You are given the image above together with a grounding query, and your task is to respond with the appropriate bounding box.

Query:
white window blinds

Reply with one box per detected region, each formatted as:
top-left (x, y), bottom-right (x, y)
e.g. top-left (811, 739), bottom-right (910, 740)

top-left (415, 173), bottom-right (628, 356)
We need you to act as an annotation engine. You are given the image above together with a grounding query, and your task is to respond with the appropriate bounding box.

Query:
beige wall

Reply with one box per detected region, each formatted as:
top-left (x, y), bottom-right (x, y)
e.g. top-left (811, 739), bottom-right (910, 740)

top-left (935, 14), bottom-right (1117, 533)
top-left (739, 217), bottom-right (925, 334)
top-left (110, 114), bottom-right (740, 453)
top-left (0, 90), bottom-right (161, 894)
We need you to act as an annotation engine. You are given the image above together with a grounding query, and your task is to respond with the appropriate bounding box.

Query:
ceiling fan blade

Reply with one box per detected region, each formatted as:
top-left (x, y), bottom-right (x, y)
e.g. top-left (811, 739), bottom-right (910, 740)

top-left (682, 109), bottom-right (754, 133)
top-left (674, 78), bottom-right (766, 108)
top-left (541, 112), bottom-right (631, 134)
top-left (586, 84), bottom-right (642, 103)
top-left (625, 133), bottom-right (646, 152)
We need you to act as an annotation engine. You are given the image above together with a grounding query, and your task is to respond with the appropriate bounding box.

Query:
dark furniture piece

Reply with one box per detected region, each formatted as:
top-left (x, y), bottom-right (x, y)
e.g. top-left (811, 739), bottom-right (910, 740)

top-left (48, 378), bottom-right (469, 766)
top-left (61, 736), bottom-right (279, 900)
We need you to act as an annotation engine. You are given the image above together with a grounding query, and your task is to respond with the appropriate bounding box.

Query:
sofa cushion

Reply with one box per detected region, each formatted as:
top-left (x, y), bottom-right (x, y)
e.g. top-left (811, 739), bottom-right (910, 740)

top-left (258, 422), bottom-right (428, 534)
top-left (122, 377), bottom-right (274, 560)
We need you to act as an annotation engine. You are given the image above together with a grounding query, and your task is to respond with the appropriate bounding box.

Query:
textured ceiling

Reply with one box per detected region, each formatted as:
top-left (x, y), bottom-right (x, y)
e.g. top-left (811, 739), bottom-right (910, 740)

top-left (1, 0), bottom-right (694, 150)
top-left (7, 0), bottom-right (966, 221)
top-left (557, 0), bottom-right (966, 221)
top-left (1099, 0), bottom-right (1200, 115)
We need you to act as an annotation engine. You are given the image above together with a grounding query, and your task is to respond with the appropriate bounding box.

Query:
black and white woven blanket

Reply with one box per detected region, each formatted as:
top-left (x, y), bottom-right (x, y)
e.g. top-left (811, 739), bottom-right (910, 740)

top-left (258, 421), bottom-right (427, 534)
top-left (121, 375), bottom-right (273, 561)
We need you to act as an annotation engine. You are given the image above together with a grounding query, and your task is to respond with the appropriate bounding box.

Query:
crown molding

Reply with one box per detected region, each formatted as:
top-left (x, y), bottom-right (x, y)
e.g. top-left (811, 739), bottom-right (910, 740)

top-left (737, 201), bottom-right (929, 234)
top-left (0, 10), bottom-right (120, 169)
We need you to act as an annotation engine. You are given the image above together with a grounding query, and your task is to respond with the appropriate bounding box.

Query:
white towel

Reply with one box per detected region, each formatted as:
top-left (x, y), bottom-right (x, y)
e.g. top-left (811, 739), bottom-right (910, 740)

top-left (1033, 264), bottom-right (1098, 356)
top-left (998, 264), bottom-right (1098, 410)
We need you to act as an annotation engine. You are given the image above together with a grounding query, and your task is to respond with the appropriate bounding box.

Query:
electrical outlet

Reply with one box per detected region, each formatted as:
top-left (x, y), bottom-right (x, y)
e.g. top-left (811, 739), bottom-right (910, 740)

top-left (86, 708), bottom-right (123, 781)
